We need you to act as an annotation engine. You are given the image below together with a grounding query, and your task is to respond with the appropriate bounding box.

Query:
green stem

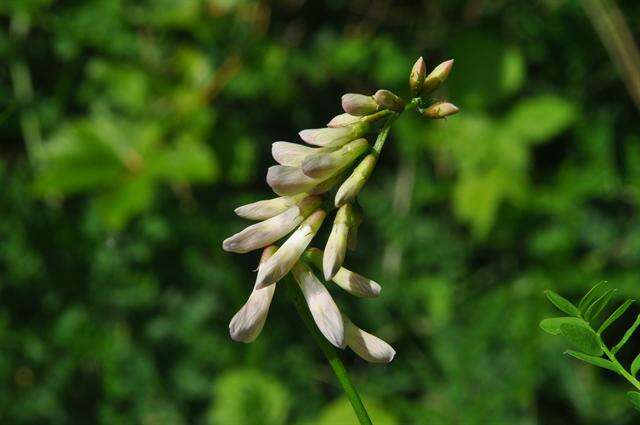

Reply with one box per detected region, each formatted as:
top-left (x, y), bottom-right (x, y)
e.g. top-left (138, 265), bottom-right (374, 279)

top-left (285, 277), bottom-right (373, 425)
top-left (602, 344), bottom-right (640, 391)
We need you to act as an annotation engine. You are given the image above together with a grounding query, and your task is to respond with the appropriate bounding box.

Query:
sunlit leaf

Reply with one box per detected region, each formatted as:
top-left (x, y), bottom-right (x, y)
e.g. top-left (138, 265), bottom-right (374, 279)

top-left (584, 288), bottom-right (617, 322)
top-left (578, 282), bottom-right (608, 313)
top-left (598, 299), bottom-right (634, 334)
top-left (539, 317), bottom-right (589, 336)
top-left (545, 290), bottom-right (579, 316)
top-left (559, 323), bottom-right (602, 356)
top-left (564, 350), bottom-right (617, 373)
top-left (612, 314), bottom-right (640, 354)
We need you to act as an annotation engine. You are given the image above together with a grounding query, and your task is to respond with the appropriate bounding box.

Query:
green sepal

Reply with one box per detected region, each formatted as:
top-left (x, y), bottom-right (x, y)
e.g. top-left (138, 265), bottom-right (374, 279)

top-left (631, 353), bottom-right (640, 377)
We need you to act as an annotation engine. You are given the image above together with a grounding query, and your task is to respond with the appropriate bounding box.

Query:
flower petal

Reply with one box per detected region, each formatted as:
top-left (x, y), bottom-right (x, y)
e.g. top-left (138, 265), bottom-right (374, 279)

top-left (272, 142), bottom-right (317, 167)
top-left (292, 261), bottom-right (345, 348)
top-left (306, 247), bottom-right (381, 298)
top-left (229, 247), bottom-right (278, 342)
top-left (343, 314), bottom-right (395, 363)
top-left (255, 210), bottom-right (326, 288)
top-left (266, 165), bottom-right (322, 196)
top-left (223, 196), bottom-right (321, 253)
top-left (234, 194), bottom-right (305, 221)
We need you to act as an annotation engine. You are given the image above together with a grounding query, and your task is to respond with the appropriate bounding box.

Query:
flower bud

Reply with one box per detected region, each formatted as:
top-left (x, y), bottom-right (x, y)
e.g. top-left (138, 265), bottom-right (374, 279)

top-left (255, 209), bottom-right (326, 288)
top-left (421, 59), bottom-right (454, 95)
top-left (327, 113), bottom-right (361, 128)
top-left (341, 93), bottom-right (380, 116)
top-left (334, 154), bottom-right (377, 207)
top-left (421, 102), bottom-right (459, 119)
top-left (343, 314), bottom-right (395, 363)
top-left (305, 247), bottom-right (381, 298)
top-left (299, 121), bottom-right (372, 148)
top-left (323, 204), bottom-right (352, 280)
top-left (229, 246), bottom-right (278, 343)
top-left (373, 89), bottom-right (405, 112)
top-left (223, 196), bottom-right (322, 253)
top-left (234, 194), bottom-right (306, 221)
top-left (409, 57), bottom-right (426, 96)
top-left (271, 142), bottom-right (335, 167)
top-left (301, 138), bottom-right (369, 179)
top-left (292, 261), bottom-right (345, 348)
top-left (266, 165), bottom-right (321, 196)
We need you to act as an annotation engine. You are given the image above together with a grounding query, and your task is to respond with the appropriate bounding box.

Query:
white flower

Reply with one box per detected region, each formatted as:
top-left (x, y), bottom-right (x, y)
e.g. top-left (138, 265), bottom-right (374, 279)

top-left (272, 142), bottom-right (336, 167)
top-left (223, 196), bottom-right (321, 253)
top-left (229, 246), bottom-right (278, 342)
top-left (292, 261), bottom-right (345, 348)
top-left (298, 121), bottom-right (371, 148)
top-left (323, 204), bottom-right (352, 280)
top-left (343, 314), bottom-right (395, 363)
top-left (301, 138), bottom-right (369, 180)
top-left (234, 194), bottom-right (306, 221)
top-left (255, 210), bottom-right (326, 288)
top-left (266, 165), bottom-right (324, 196)
top-left (327, 113), bottom-right (360, 128)
top-left (306, 248), bottom-right (381, 298)
top-left (341, 93), bottom-right (380, 116)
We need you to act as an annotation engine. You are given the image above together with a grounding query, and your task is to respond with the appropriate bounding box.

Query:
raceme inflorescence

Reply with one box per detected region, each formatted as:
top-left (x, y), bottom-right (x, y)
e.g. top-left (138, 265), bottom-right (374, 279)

top-left (541, 282), bottom-right (640, 411)
top-left (223, 57), bottom-right (458, 364)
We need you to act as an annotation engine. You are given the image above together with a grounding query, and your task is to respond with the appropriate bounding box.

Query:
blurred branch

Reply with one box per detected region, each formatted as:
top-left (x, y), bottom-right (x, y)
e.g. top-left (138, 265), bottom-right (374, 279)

top-left (581, 0), bottom-right (640, 111)
top-left (9, 12), bottom-right (44, 167)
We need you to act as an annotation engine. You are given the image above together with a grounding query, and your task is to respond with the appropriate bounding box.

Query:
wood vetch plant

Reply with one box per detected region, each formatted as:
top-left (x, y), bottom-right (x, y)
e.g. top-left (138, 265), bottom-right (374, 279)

top-left (540, 282), bottom-right (640, 412)
top-left (222, 56), bottom-right (458, 424)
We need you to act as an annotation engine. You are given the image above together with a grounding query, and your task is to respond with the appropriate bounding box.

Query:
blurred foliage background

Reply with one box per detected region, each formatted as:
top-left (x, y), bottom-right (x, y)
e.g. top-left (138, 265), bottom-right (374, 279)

top-left (2, 0), bottom-right (640, 423)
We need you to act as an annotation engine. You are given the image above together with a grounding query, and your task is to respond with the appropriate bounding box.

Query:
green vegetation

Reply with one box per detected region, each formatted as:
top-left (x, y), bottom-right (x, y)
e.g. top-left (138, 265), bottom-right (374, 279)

top-left (2, 0), bottom-right (640, 423)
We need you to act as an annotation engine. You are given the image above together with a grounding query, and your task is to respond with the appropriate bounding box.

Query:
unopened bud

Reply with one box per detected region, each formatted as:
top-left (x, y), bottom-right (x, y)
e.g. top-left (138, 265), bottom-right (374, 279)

top-left (373, 89), bottom-right (405, 112)
top-left (409, 57), bottom-right (426, 96)
top-left (341, 93), bottom-right (381, 116)
top-left (334, 154), bottom-right (377, 207)
top-left (421, 102), bottom-right (459, 119)
top-left (323, 204), bottom-right (352, 280)
top-left (299, 121), bottom-right (372, 148)
top-left (301, 138), bottom-right (369, 179)
top-left (422, 59), bottom-right (454, 95)
top-left (327, 113), bottom-right (361, 128)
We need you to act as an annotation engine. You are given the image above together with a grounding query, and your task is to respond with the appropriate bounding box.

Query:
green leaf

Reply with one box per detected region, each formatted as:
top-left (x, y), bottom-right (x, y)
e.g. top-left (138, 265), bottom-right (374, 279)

top-left (598, 299), bottom-right (635, 334)
top-left (540, 317), bottom-right (589, 336)
top-left (631, 354), bottom-right (640, 377)
top-left (627, 391), bottom-right (640, 411)
top-left (564, 350), bottom-right (618, 373)
top-left (545, 290), bottom-right (580, 316)
top-left (578, 282), bottom-right (608, 312)
top-left (612, 313), bottom-right (640, 354)
top-left (559, 323), bottom-right (603, 356)
top-left (584, 288), bottom-right (617, 322)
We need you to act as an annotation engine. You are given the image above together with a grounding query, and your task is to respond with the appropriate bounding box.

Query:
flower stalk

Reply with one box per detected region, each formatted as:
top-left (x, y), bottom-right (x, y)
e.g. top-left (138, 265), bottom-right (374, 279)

top-left (285, 276), bottom-right (373, 425)
top-left (223, 55), bottom-right (458, 424)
